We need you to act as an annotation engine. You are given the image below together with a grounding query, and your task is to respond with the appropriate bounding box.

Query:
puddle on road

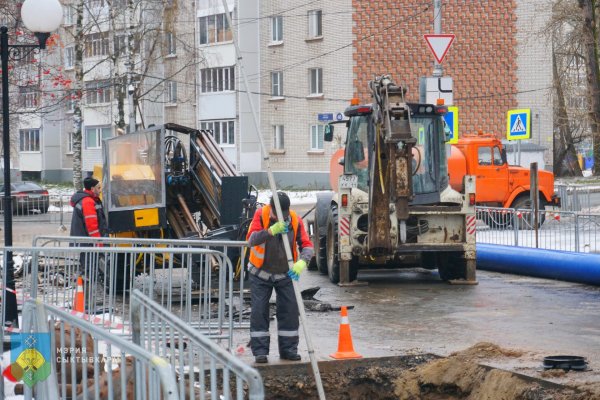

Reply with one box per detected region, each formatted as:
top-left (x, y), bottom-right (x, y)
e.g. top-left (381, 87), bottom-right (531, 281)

top-left (256, 343), bottom-right (591, 399)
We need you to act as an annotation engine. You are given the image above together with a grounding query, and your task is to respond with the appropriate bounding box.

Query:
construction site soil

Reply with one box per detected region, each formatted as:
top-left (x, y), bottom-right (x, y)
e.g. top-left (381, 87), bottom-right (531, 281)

top-left (257, 343), bottom-right (600, 399)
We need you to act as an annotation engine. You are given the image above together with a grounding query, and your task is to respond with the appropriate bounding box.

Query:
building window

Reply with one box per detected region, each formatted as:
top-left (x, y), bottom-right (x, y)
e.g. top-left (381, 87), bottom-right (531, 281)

top-left (200, 66), bottom-right (235, 93)
top-left (200, 120), bottom-right (235, 145)
top-left (271, 71), bottom-right (283, 97)
top-left (85, 126), bottom-right (112, 149)
top-left (65, 46), bottom-right (75, 68)
top-left (85, 80), bottom-right (112, 104)
top-left (273, 125), bottom-right (284, 150)
top-left (114, 35), bottom-right (127, 57)
top-left (19, 86), bottom-right (38, 109)
top-left (271, 16), bottom-right (283, 42)
top-left (86, 0), bottom-right (104, 8)
top-left (67, 132), bottom-right (74, 153)
top-left (166, 32), bottom-right (176, 55)
top-left (19, 129), bottom-right (40, 152)
top-left (17, 48), bottom-right (36, 65)
top-left (310, 124), bottom-right (324, 150)
top-left (309, 68), bottom-right (323, 95)
top-left (85, 33), bottom-right (109, 57)
top-left (166, 80), bottom-right (177, 103)
top-left (66, 90), bottom-right (77, 112)
top-left (199, 13), bottom-right (232, 45)
top-left (64, 5), bottom-right (76, 26)
top-left (308, 10), bottom-right (322, 38)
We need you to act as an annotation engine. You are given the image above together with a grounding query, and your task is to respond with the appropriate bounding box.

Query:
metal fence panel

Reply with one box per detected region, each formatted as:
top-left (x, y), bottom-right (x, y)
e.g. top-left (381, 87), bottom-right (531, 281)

top-left (131, 289), bottom-right (264, 400)
top-left (6, 243), bottom-right (239, 347)
top-left (476, 206), bottom-right (600, 253)
top-left (32, 236), bottom-right (251, 330)
top-left (18, 299), bottom-right (179, 400)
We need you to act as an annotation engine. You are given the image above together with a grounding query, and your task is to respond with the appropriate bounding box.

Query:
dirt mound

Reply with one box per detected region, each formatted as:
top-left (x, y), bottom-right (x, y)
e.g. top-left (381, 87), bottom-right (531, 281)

top-left (393, 342), bottom-right (587, 400)
top-left (257, 346), bottom-right (597, 399)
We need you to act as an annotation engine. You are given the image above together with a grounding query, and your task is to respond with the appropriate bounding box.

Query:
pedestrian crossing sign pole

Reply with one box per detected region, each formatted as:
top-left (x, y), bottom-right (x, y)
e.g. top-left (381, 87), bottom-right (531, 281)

top-left (506, 108), bottom-right (531, 165)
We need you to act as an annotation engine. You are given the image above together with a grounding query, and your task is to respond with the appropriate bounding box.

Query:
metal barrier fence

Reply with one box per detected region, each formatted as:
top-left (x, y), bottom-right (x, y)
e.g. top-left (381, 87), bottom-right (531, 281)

top-left (0, 194), bottom-right (72, 226)
top-left (18, 299), bottom-right (178, 400)
top-left (131, 289), bottom-right (264, 400)
top-left (476, 206), bottom-right (600, 253)
top-left (555, 184), bottom-right (596, 212)
top-left (32, 235), bottom-right (250, 330)
top-left (6, 242), bottom-right (241, 347)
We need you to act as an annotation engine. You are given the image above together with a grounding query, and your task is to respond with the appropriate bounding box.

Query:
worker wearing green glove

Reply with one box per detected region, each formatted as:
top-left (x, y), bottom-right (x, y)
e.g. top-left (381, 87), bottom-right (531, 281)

top-left (246, 192), bottom-right (314, 364)
top-left (287, 259), bottom-right (306, 281)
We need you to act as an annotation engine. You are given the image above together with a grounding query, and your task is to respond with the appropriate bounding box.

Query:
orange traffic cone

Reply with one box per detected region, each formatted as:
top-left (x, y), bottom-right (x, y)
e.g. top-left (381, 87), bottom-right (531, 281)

top-left (330, 306), bottom-right (362, 359)
top-left (73, 276), bottom-right (85, 313)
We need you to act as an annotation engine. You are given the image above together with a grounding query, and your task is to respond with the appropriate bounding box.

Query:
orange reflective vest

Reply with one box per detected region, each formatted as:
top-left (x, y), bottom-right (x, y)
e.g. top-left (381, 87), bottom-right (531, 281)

top-left (247, 206), bottom-right (299, 268)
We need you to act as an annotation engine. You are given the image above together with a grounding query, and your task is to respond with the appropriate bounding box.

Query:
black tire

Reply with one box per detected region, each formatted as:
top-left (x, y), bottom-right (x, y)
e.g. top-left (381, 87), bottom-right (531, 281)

top-left (314, 193), bottom-right (332, 275)
top-left (512, 195), bottom-right (546, 230)
top-left (326, 205), bottom-right (340, 284)
top-left (312, 212), bottom-right (327, 274)
top-left (438, 253), bottom-right (467, 281)
top-left (325, 205), bottom-right (358, 284)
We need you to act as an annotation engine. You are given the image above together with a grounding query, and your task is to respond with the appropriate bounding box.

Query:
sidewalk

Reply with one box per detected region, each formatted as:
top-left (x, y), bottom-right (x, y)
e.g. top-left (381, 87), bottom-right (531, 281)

top-left (3, 220), bottom-right (70, 247)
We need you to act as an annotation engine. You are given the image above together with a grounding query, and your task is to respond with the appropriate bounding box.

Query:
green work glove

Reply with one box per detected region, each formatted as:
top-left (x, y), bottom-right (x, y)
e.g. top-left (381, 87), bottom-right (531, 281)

top-left (269, 221), bottom-right (288, 236)
top-left (288, 260), bottom-right (307, 281)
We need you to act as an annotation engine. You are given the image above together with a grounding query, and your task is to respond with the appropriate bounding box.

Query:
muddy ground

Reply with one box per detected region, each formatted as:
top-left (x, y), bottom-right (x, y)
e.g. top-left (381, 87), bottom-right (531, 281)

top-left (256, 343), bottom-right (600, 399)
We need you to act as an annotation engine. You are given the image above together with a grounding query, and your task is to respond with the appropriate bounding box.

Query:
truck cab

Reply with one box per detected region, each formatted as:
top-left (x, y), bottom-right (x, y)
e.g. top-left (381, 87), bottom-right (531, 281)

top-left (448, 133), bottom-right (560, 211)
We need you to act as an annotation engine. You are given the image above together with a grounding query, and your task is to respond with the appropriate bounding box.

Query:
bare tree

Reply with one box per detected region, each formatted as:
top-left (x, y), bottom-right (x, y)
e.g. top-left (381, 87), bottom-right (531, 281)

top-left (577, 0), bottom-right (600, 175)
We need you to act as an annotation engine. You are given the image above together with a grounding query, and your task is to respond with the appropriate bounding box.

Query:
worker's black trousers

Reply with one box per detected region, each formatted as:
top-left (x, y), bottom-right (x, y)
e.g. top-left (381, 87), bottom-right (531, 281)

top-left (249, 273), bottom-right (299, 356)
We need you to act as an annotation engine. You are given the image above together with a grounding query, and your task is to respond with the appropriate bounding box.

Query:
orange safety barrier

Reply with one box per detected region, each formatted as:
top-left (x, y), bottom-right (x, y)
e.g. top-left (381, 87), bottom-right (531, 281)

top-left (330, 306), bottom-right (362, 359)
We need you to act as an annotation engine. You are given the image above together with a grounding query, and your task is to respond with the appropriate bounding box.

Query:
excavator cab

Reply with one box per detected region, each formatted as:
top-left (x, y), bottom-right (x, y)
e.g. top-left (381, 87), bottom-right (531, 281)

top-left (333, 102), bottom-right (449, 205)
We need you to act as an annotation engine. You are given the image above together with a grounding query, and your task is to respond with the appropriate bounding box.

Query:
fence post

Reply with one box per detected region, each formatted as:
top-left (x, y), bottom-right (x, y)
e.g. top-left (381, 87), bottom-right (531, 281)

top-left (530, 163), bottom-right (539, 248)
top-left (513, 209), bottom-right (519, 246)
top-left (574, 214), bottom-right (580, 252)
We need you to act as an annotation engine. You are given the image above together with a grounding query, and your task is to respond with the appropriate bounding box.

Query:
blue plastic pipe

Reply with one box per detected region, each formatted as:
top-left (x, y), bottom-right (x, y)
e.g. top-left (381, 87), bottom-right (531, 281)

top-left (477, 244), bottom-right (600, 286)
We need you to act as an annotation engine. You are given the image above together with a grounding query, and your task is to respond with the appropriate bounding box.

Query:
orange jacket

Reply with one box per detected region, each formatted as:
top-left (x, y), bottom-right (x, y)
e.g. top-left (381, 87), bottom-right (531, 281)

top-left (246, 205), bottom-right (302, 268)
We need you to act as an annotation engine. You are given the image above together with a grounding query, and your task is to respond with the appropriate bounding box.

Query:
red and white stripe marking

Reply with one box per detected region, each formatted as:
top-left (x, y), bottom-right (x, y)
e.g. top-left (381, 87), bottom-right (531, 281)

top-left (339, 217), bottom-right (350, 237)
top-left (466, 215), bottom-right (476, 235)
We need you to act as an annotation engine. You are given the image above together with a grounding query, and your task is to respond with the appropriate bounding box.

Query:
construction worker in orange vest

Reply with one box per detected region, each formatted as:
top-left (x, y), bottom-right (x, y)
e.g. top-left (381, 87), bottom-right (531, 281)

top-left (246, 192), bottom-right (314, 364)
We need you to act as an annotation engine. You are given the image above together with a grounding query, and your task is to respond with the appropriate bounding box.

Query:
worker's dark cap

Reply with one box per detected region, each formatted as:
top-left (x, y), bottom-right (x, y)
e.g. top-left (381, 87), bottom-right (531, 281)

top-left (270, 191), bottom-right (290, 217)
top-left (84, 177), bottom-right (100, 190)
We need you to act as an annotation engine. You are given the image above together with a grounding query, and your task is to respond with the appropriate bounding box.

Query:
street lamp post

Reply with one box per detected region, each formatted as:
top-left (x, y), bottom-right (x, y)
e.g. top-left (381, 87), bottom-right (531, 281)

top-left (2, 0), bottom-right (63, 327)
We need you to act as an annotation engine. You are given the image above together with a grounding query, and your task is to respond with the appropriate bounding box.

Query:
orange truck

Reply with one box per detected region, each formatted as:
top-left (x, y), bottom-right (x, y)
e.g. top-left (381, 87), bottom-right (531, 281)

top-left (447, 133), bottom-right (561, 212)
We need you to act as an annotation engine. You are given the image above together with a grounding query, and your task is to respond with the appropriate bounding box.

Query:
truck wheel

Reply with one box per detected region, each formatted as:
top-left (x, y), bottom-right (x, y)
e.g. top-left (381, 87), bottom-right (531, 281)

top-left (326, 205), bottom-right (359, 284)
top-left (512, 196), bottom-right (547, 230)
top-left (438, 253), bottom-right (467, 281)
top-left (314, 193), bottom-right (333, 275)
top-left (309, 214), bottom-right (327, 274)
top-left (326, 205), bottom-right (340, 284)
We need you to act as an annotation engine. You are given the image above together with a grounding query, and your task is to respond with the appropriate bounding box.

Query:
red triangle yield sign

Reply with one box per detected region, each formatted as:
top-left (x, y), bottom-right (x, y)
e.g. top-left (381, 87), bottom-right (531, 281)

top-left (424, 34), bottom-right (455, 64)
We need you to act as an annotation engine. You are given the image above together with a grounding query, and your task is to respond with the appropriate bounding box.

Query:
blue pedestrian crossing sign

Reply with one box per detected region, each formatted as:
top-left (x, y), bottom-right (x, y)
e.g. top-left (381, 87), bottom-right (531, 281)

top-left (506, 109), bottom-right (531, 140)
top-left (443, 106), bottom-right (459, 144)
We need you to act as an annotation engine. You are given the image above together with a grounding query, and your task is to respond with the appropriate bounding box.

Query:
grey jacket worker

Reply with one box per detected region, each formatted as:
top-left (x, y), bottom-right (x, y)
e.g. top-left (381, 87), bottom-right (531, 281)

top-left (246, 205), bottom-right (314, 358)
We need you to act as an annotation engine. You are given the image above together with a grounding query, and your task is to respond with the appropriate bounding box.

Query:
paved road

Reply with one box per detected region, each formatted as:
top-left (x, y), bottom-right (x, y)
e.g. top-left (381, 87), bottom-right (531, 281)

top-left (4, 200), bottom-right (600, 390)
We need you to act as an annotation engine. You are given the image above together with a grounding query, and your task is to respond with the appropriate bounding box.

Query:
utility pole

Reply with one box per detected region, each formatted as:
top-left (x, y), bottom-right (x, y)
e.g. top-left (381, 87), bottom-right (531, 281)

top-left (126, 0), bottom-right (136, 133)
top-left (433, 0), bottom-right (443, 77)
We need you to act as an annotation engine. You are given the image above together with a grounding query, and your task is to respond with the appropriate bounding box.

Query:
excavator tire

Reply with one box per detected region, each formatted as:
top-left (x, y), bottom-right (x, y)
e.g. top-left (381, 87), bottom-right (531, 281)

top-left (326, 204), bottom-right (358, 284)
top-left (314, 192), bottom-right (333, 275)
top-left (437, 252), bottom-right (468, 281)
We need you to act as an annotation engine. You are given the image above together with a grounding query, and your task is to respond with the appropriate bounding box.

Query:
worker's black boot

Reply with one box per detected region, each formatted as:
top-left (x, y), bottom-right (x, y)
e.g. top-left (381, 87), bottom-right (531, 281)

top-left (255, 355), bottom-right (268, 364)
top-left (280, 353), bottom-right (301, 361)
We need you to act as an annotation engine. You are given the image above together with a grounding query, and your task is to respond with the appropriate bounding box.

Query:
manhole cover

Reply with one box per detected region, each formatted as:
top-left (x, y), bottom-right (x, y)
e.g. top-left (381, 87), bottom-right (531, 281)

top-left (543, 355), bottom-right (587, 371)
